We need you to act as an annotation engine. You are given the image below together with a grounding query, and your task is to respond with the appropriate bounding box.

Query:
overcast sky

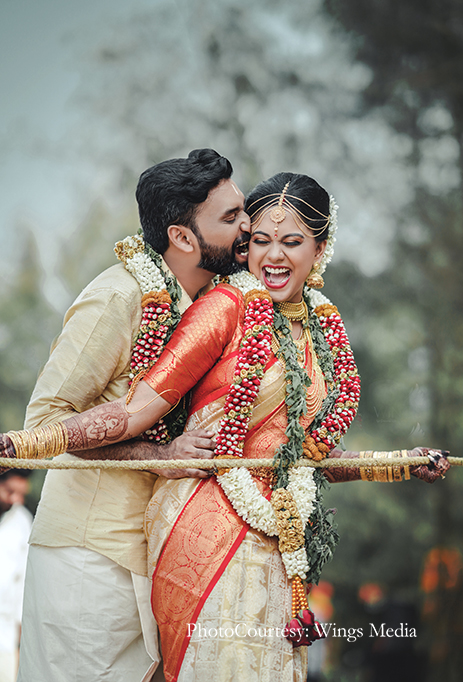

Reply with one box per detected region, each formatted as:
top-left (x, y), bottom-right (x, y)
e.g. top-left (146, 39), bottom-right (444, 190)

top-left (0, 0), bottom-right (157, 280)
top-left (2, 0), bottom-right (455, 310)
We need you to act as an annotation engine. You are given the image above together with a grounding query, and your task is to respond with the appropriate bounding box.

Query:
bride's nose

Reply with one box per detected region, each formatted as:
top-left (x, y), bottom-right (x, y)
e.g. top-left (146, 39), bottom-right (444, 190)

top-left (267, 240), bottom-right (285, 261)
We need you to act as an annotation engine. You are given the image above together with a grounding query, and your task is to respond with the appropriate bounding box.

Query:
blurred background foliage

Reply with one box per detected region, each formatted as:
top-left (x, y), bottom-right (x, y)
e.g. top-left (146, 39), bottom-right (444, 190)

top-left (2, 0), bottom-right (463, 679)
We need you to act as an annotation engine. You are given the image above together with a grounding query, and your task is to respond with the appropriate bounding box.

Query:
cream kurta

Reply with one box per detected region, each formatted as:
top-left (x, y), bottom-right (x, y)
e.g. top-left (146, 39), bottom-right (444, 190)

top-left (26, 261), bottom-right (192, 576)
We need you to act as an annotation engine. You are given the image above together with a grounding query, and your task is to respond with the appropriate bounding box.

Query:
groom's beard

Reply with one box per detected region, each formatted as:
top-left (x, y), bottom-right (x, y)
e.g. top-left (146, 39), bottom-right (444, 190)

top-left (196, 232), bottom-right (248, 276)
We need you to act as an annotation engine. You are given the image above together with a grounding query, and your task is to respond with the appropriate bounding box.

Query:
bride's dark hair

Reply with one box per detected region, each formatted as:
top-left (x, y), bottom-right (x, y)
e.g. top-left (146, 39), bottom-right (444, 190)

top-left (245, 172), bottom-right (330, 242)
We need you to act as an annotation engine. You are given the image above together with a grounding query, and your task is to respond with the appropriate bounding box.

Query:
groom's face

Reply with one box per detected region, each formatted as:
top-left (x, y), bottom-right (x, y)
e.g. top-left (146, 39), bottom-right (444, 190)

top-left (192, 179), bottom-right (250, 275)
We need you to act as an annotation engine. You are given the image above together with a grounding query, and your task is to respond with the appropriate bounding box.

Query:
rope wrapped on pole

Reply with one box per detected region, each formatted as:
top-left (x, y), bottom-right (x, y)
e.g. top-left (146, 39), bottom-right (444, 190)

top-left (1, 455), bottom-right (461, 471)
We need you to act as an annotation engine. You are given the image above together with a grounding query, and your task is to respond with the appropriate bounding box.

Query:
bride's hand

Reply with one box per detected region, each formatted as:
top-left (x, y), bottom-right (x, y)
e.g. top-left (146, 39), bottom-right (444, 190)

top-left (0, 434), bottom-right (16, 474)
top-left (409, 447), bottom-right (450, 483)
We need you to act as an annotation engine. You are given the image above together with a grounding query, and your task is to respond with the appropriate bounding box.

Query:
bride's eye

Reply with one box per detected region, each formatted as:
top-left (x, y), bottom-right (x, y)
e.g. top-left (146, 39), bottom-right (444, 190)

top-left (251, 237), bottom-right (271, 245)
top-left (282, 240), bottom-right (302, 247)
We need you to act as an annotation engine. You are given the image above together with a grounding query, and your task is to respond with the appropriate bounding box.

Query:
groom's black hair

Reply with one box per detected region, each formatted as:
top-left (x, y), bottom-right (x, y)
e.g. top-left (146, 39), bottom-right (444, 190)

top-left (136, 148), bottom-right (233, 254)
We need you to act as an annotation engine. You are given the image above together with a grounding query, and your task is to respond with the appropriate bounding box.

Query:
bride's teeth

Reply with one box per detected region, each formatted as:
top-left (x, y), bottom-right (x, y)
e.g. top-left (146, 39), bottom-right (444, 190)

top-left (264, 267), bottom-right (289, 274)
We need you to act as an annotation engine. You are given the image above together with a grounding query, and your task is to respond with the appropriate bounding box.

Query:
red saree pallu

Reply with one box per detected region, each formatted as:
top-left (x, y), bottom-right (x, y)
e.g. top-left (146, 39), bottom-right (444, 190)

top-left (150, 476), bottom-right (274, 682)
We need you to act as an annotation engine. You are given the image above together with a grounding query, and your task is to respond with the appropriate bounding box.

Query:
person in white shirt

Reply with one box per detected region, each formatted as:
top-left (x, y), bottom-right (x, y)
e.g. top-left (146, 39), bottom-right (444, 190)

top-left (0, 470), bottom-right (32, 682)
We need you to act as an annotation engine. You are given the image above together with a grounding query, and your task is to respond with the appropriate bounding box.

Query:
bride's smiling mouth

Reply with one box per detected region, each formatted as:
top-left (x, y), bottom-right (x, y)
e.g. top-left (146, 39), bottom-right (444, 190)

top-left (262, 265), bottom-right (291, 289)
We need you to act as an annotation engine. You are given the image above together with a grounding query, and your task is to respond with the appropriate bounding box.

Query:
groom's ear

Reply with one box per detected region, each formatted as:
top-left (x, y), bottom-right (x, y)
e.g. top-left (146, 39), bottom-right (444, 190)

top-left (166, 224), bottom-right (196, 253)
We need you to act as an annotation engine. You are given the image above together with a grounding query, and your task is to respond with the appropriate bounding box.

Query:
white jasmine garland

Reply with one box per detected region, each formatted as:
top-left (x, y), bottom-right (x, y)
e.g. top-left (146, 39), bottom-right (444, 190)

top-left (228, 270), bottom-right (266, 294)
top-left (281, 547), bottom-right (310, 580)
top-left (217, 465), bottom-right (317, 579)
top-left (318, 195), bottom-right (338, 275)
top-left (307, 289), bottom-right (331, 309)
top-left (124, 252), bottom-right (166, 293)
top-left (114, 234), bottom-right (167, 293)
top-left (217, 468), bottom-right (277, 535)
top-left (287, 468), bottom-right (317, 526)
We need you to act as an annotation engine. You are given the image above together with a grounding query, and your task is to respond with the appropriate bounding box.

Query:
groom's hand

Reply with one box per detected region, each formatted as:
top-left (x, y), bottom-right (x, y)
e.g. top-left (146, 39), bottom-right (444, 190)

top-left (58, 428), bottom-right (216, 478)
top-left (151, 429), bottom-right (216, 479)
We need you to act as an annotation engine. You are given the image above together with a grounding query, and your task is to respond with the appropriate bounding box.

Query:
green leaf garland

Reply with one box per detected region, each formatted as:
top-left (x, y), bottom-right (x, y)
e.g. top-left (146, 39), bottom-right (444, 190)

top-left (272, 291), bottom-right (341, 584)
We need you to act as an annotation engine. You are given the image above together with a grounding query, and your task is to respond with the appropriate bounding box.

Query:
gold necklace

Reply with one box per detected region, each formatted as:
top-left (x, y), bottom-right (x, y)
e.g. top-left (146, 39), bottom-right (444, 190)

top-left (275, 300), bottom-right (308, 323)
top-left (272, 300), bottom-right (309, 362)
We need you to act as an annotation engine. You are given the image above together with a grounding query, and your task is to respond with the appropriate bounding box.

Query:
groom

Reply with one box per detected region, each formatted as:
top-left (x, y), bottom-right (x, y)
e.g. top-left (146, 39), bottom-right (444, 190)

top-left (17, 149), bottom-right (250, 682)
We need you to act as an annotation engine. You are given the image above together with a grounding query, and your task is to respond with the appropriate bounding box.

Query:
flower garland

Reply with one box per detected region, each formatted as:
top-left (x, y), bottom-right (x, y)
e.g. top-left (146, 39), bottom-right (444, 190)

top-left (214, 272), bottom-right (273, 458)
top-left (114, 234), bottom-right (185, 443)
top-left (318, 195), bottom-right (338, 275)
top-left (304, 298), bottom-right (360, 459)
top-left (215, 272), bottom-right (360, 588)
top-left (213, 273), bottom-right (358, 645)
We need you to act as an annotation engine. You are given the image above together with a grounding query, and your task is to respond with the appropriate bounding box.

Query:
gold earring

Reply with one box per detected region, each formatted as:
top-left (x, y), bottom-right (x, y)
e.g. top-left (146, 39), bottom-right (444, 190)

top-left (306, 262), bottom-right (324, 289)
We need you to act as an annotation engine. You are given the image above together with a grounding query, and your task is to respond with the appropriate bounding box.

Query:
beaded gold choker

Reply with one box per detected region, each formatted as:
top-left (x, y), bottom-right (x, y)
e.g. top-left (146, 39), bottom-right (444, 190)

top-left (275, 299), bottom-right (308, 322)
top-left (273, 300), bottom-right (310, 361)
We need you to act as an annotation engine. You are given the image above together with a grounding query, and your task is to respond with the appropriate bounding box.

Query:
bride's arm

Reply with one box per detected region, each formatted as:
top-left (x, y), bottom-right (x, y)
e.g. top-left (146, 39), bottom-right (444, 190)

top-left (1, 285), bottom-right (243, 466)
top-left (63, 382), bottom-right (172, 451)
top-left (324, 446), bottom-right (450, 484)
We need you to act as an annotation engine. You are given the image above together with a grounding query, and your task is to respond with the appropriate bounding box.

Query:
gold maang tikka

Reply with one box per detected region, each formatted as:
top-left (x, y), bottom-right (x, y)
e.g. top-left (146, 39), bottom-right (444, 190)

top-left (248, 186), bottom-right (330, 240)
top-left (269, 182), bottom-right (290, 237)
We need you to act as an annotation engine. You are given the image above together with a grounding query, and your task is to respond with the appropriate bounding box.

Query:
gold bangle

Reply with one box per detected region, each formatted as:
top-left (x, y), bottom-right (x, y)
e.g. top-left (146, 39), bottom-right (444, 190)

top-left (359, 451), bottom-right (368, 481)
top-left (372, 451), bottom-right (388, 482)
top-left (6, 423), bottom-right (68, 460)
top-left (391, 450), bottom-right (402, 481)
top-left (387, 452), bottom-right (394, 482)
top-left (393, 462), bottom-right (402, 480)
top-left (6, 431), bottom-right (32, 459)
top-left (374, 467), bottom-right (388, 483)
top-left (401, 449), bottom-right (411, 480)
top-left (387, 466), bottom-right (394, 482)
top-left (363, 451), bottom-right (374, 482)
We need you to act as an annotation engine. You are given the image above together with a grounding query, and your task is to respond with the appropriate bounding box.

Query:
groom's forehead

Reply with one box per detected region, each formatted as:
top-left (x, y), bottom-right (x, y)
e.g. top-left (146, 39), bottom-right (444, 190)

top-left (197, 179), bottom-right (245, 219)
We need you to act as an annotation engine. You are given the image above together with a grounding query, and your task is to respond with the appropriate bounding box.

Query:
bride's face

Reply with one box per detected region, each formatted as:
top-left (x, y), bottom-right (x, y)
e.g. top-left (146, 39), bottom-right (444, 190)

top-left (248, 212), bottom-right (327, 303)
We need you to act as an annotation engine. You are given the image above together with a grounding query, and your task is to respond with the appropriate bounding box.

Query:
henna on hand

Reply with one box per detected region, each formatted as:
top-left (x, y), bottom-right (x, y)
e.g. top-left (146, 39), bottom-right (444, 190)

top-left (64, 402), bottom-right (130, 451)
top-left (322, 448), bottom-right (362, 483)
top-left (0, 434), bottom-right (17, 474)
top-left (409, 447), bottom-right (450, 483)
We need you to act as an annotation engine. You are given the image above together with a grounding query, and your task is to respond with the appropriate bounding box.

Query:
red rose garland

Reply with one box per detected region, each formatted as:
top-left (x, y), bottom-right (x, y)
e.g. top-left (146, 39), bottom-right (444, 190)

top-left (303, 303), bottom-right (361, 460)
top-left (128, 291), bottom-right (173, 443)
top-left (114, 234), bottom-right (183, 445)
top-left (214, 291), bottom-right (274, 458)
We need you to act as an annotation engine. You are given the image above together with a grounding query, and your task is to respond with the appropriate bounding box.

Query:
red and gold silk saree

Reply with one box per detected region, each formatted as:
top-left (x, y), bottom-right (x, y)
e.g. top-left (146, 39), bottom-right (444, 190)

top-left (144, 284), bottom-right (326, 682)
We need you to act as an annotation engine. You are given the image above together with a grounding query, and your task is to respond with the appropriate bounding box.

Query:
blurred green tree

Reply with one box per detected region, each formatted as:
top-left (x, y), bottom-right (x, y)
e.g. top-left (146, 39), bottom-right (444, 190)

top-left (0, 230), bottom-right (59, 432)
top-left (323, 1), bottom-right (463, 678)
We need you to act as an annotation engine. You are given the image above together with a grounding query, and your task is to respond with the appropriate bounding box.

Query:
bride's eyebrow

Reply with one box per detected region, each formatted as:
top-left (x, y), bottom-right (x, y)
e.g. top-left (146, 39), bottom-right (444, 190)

top-left (251, 230), bottom-right (271, 237)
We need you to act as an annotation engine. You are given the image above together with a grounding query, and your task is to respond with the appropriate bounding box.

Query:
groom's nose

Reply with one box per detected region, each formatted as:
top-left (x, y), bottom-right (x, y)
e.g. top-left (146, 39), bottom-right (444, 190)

top-left (239, 211), bottom-right (251, 234)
